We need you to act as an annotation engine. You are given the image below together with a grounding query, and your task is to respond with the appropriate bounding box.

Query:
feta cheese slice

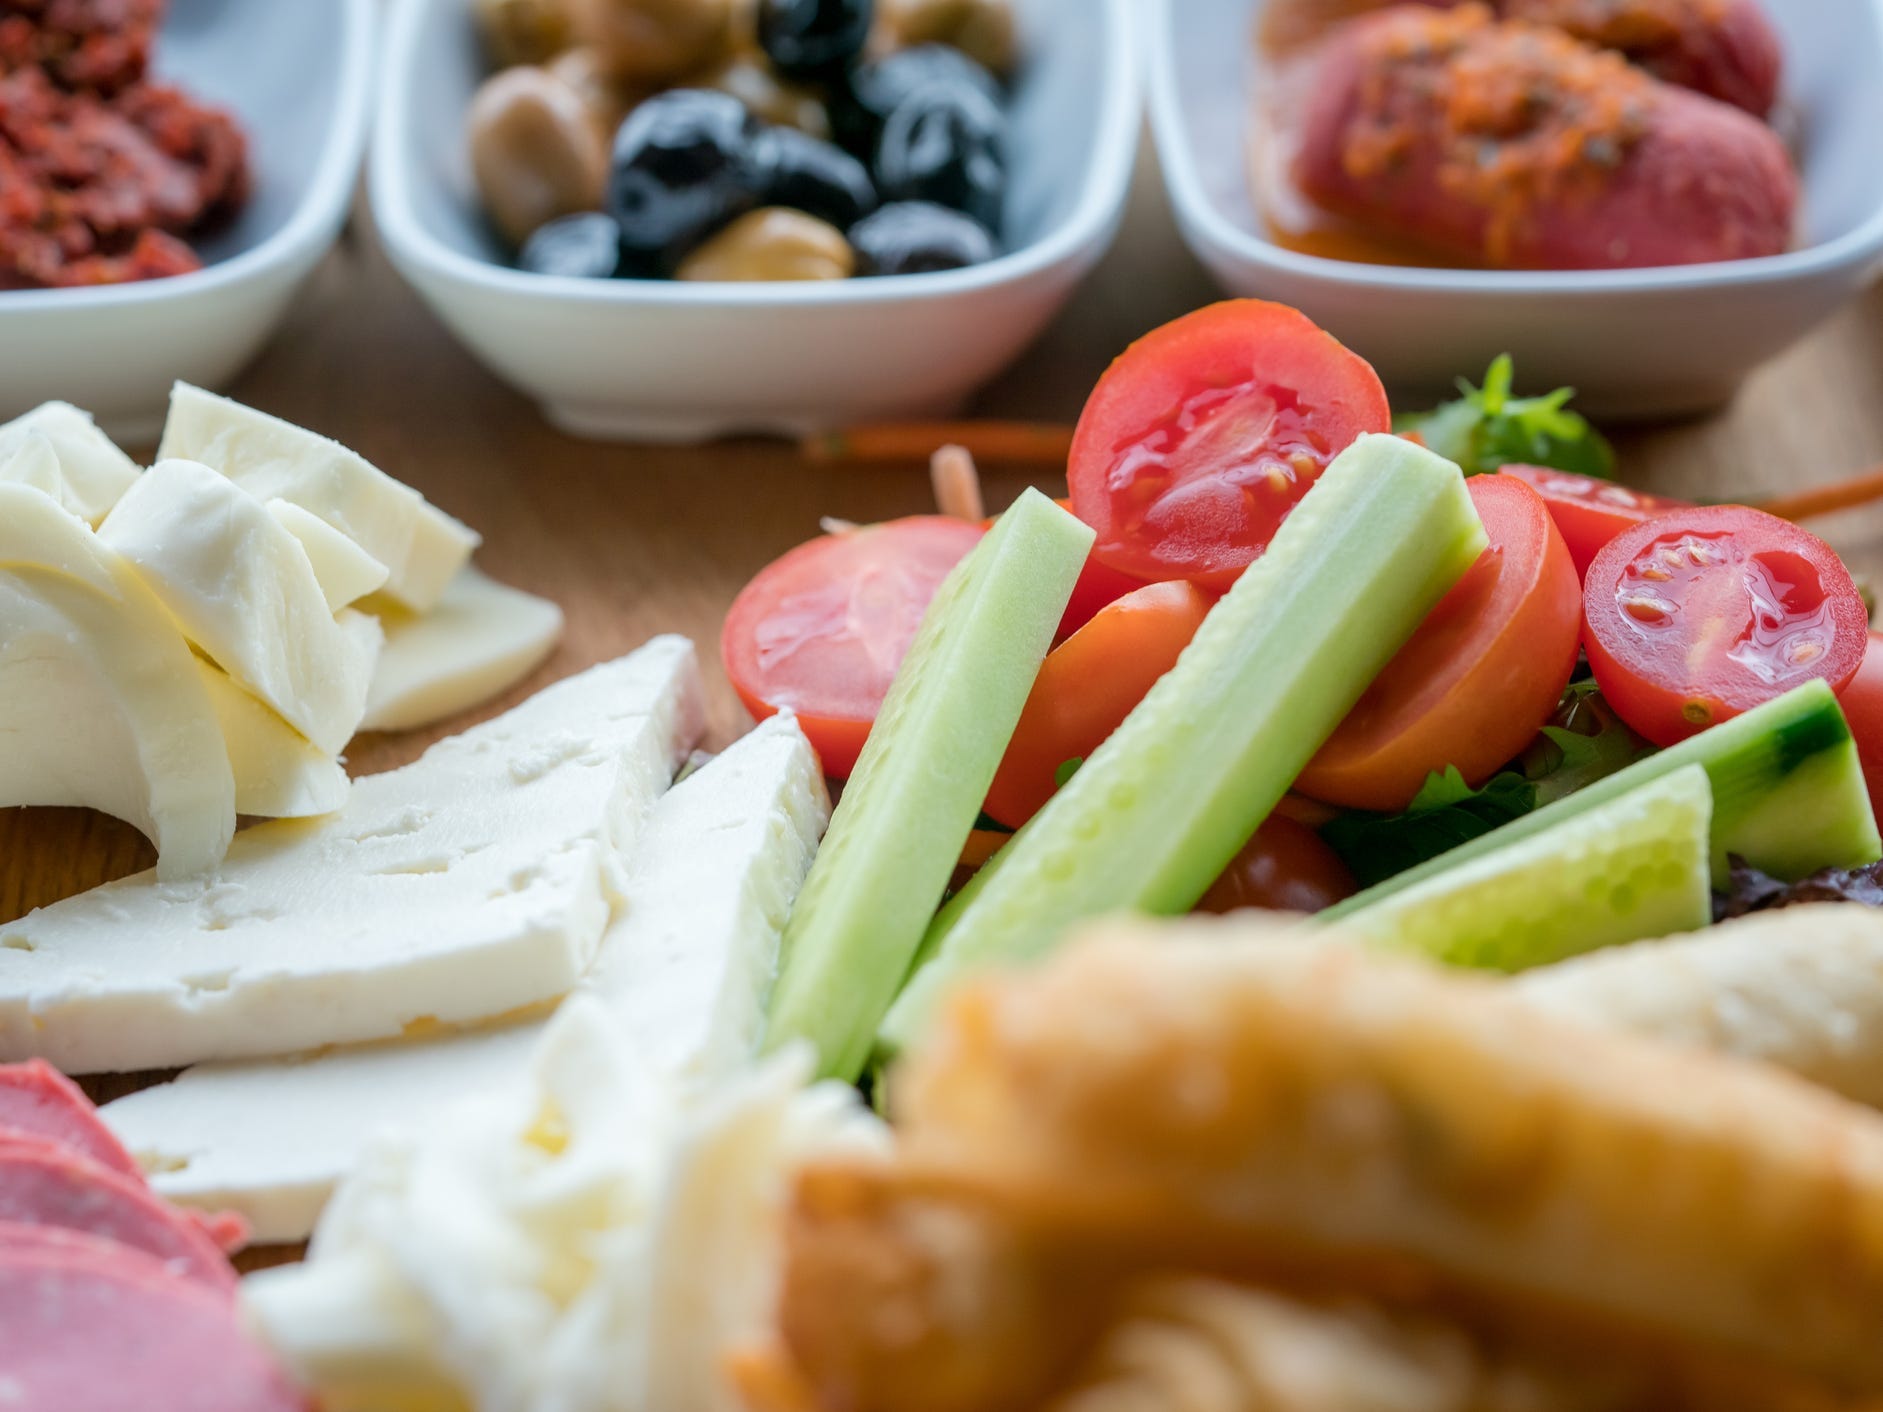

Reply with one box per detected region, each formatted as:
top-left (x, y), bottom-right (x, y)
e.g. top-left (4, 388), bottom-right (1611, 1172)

top-left (104, 714), bottom-right (828, 1242)
top-left (268, 500), bottom-right (391, 612)
top-left (362, 567), bottom-right (565, 733)
top-left (99, 459), bottom-right (379, 755)
top-left (0, 401), bottom-right (141, 524)
top-left (159, 383), bottom-right (479, 612)
top-left (0, 484), bottom-right (235, 881)
top-left (0, 638), bottom-right (705, 1073)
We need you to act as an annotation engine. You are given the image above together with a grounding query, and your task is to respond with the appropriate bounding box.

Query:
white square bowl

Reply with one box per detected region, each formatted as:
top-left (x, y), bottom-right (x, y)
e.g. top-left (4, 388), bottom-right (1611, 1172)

top-left (371, 0), bottom-right (1141, 443)
top-left (0, 0), bottom-right (376, 441)
top-left (1147, 0), bottom-right (1883, 417)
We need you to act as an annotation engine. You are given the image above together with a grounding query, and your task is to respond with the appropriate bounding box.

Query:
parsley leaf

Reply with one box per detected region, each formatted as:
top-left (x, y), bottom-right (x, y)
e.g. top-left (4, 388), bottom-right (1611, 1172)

top-left (1395, 355), bottom-right (1615, 479)
top-left (1320, 767), bottom-right (1538, 888)
top-left (1518, 679), bottom-right (1649, 805)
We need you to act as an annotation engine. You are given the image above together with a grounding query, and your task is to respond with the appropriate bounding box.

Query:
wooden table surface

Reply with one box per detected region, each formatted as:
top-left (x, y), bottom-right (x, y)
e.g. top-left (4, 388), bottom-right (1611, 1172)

top-left (7, 149), bottom-right (1883, 925)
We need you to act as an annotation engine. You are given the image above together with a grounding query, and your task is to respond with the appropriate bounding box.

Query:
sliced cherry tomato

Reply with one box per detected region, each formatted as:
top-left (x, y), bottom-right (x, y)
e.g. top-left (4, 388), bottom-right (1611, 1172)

top-left (1583, 507), bottom-right (1869, 748)
top-left (1067, 300), bottom-right (1390, 591)
top-left (1500, 466), bottom-right (1692, 579)
top-left (982, 580), bottom-right (1214, 828)
top-left (1195, 815), bottom-right (1358, 915)
top-left (721, 516), bottom-right (985, 777)
top-left (1836, 631), bottom-right (1883, 828)
top-left (1295, 475), bottom-right (1582, 812)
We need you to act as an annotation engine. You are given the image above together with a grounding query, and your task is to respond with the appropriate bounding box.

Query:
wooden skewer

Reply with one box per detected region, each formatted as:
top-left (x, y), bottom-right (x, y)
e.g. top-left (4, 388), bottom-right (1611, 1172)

top-left (1753, 464), bottom-right (1883, 523)
top-left (801, 421), bottom-right (1075, 467)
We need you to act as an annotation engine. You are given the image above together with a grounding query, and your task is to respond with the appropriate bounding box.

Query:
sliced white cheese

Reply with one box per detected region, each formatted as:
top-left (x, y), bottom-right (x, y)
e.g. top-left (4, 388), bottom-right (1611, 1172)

top-left (243, 1000), bottom-right (885, 1412)
top-left (363, 567), bottom-right (566, 733)
top-left (0, 431), bottom-right (64, 501)
top-left (0, 638), bottom-right (705, 1073)
top-left (0, 400), bottom-right (140, 524)
top-left (269, 500), bottom-right (391, 612)
top-left (98, 459), bottom-right (380, 756)
top-left (105, 714), bottom-right (828, 1242)
top-left (0, 484), bottom-right (234, 881)
top-left (159, 383), bottom-right (479, 612)
top-left (199, 661), bottom-right (352, 821)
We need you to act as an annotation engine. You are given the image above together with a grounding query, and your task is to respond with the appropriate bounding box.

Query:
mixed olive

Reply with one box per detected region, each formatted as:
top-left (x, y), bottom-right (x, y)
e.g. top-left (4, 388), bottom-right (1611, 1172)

top-left (466, 0), bottom-right (1015, 282)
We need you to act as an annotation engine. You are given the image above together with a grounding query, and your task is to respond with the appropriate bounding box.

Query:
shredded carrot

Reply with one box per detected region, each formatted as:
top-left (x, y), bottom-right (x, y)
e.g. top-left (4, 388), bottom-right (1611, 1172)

top-left (929, 444), bottom-right (986, 523)
top-left (800, 421), bottom-right (1075, 467)
top-left (1754, 465), bottom-right (1883, 524)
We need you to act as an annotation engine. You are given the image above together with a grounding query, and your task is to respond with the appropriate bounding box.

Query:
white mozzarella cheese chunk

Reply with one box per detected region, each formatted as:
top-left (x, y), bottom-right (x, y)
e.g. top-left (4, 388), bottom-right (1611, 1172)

top-left (0, 638), bottom-right (705, 1073)
top-left (269, 500), bottom-right (391, 611)
top-left (99, 459), bottom-right (379, 755)
top-left (243, 999), bottom-right (885, 1412)
top-left (362, 567), bottom-right (565, 733)
top-left (199, 661), bottom-right (352, 821)
top-left (159, 383), bottom-right (479, 612)
top-left (0, 431), bottom-right (63, 500)
top-left (0, 484), bottom-right (234, 880)
top-left (105, 714), bottom-right (827, 1242)
top-left (0, 400), bottom-right (140, 523)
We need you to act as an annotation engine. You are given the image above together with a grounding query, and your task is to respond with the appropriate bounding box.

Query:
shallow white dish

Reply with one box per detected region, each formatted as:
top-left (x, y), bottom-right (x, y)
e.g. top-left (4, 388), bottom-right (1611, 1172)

top-left (1148, 0), bottom-right (1883, 417)
top-left (372, 0), bottom-right (1140, 443)
top-left (0, 0), bottom-right (376, 442)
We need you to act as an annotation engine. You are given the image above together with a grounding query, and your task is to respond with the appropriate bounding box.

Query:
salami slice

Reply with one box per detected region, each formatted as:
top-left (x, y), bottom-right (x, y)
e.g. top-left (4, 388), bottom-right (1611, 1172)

top-left (0, 1229), bottom-right (306, 1412)
top-left (0, 1059), bottom-right (142, 1178)
top-left (0, 1137), bottom-right (234, 1292)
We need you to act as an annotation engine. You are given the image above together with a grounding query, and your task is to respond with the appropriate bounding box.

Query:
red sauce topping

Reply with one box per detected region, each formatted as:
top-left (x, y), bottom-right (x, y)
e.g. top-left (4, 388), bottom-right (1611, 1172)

top-left (0, 0), bottom-right (250, 290)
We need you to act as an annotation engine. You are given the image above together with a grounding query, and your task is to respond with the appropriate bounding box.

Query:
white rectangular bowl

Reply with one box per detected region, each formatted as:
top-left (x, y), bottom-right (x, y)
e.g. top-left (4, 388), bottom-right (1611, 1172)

top-left (0, 0), bottom-right (375, 442)
top-left (1148, 0), bottom-right (1883, 417)
top-left (372, 0), bottom-right (1140, 443)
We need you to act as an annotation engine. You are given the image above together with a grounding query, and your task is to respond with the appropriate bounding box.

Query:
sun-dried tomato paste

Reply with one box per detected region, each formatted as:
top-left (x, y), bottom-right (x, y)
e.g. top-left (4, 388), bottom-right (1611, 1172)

top-left (0, 0), bottom-right (249, 290)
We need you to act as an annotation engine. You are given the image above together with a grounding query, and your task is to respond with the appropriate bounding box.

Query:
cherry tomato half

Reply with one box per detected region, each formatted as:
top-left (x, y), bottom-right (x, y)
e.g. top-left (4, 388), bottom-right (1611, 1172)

top-left (1295, 475), bottom-right (1583, 813)
top-left (1836, 631), bottom-right (1883, 829)
top-left (1583, 507), bottom-right (1869, 748)
top-left (982, 580), bottom-right (1214, 829)
top-left (1068, 300), bottom-right (1390, 591)
top-left (721, 516), bottom-right (986, 777)
top-left (1195, 815), bottom-right (1358, 915)
top-left (1499, 466), bottom-right (1692, 579)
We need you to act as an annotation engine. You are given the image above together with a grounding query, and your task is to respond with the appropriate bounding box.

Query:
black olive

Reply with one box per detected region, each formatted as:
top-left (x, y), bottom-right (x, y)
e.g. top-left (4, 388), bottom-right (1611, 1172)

top-left (605, 89), bottom-right (767, 269)
top-left (756, 0), bottom-right (873, 81)
top-left (755, 126), bottom-right (878, 230)
top-left (849, 201), bottom-right (997, 275)
top-left (874, 82), bottom-right (1006, 231)
top-left (517, 211), bottom-right (624, 278)
top-left (832, 43), bottom-right (1000, 158)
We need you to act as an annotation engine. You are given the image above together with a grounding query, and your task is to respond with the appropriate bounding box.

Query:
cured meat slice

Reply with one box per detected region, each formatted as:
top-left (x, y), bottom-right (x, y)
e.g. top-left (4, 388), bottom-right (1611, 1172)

top-left (0, 1057), bottom-right (140, 1177)
top-left (0, 1135), bottom-right (233, 1292)
top-left (0, 1225), bottom-right (306, 1412)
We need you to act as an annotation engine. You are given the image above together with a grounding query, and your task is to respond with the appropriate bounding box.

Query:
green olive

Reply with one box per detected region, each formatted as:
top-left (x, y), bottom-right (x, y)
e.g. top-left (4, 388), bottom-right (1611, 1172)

top-left (566, 0), bottom-right (736, 83)
top-left (473, 0), bottom-right (576, 68)
top-left (882, 0), bottom-right (1016, 75)
top-left (691, 49), bottom-right (832, 140)
top-left (467, 67), bottom-right (610, 246)
top-left (675, 208), bottom-right (855, 281)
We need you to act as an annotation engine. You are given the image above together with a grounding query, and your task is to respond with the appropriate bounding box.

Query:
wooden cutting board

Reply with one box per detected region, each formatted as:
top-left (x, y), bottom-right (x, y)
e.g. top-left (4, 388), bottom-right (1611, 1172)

top-left (5, 195), bottom-right (1883, 1258)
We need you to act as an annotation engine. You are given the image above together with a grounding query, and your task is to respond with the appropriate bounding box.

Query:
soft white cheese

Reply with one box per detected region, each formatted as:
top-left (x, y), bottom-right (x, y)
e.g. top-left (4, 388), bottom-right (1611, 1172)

top-left (0, 638), bottom-right (705, 1072)
top-left (269, 500), bottom-right (391, 612)
top-left (98, 459), bottom-right (379, 755)
top-left (104, 714), bottom-right (828, 1242)
top-left (0, 400), bottom-right (140, 523)
top-left (198, 659), bottom-right (352, 821)
top-left (158, 383), bottom-right (479, 612)
top-left (0, 483), bottom-right (235, 880)
top-left (243, 999), bottom-right (885, 1412)
top-left (363, 567), bottom-right (565, 733)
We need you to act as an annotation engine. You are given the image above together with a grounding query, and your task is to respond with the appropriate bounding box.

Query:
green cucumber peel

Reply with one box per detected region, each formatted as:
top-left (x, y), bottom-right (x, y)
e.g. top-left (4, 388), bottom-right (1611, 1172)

top-left (762, 488), bottom-right (1093, 1081)
top-left (1325, 679), bottom-right (1881, 921)
top-left (877, 433), bottom-right (1489, 1059)
top-left (1340, 764), bottom-right (1714, 971)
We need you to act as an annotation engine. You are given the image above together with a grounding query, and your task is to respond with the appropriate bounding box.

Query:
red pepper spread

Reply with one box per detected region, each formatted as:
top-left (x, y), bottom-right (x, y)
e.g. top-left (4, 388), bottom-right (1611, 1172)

top-left (0, 0), bottom-right (249, 290)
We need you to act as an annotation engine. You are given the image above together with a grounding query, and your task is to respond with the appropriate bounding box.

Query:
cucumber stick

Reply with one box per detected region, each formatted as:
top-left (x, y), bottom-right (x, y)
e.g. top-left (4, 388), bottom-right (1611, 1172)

top-left (1325, 678), bottom-right (1880, 921)
top-left (763, 489), bottom-right (1093, 1081)
top-left (1341, 764), bottom-right (1714, 971)
top-left (879, 433), bottom-right (1489, 1055)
